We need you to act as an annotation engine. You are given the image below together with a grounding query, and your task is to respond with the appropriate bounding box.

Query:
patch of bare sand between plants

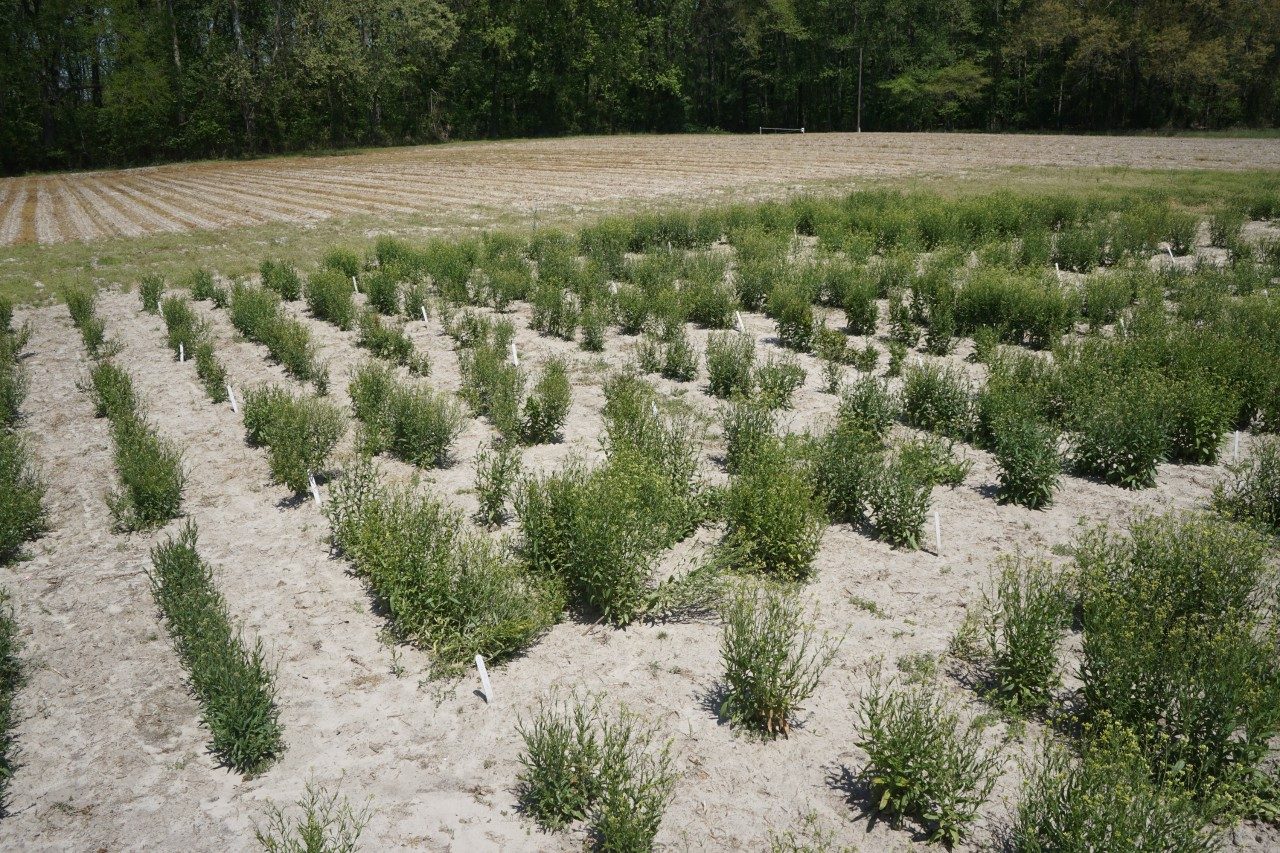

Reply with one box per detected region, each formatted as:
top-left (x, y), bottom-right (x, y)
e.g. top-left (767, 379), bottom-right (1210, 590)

top-left (6, 132), bottom-right (1280, 246)
top-left (3, 257), bottom-right (1278, 849)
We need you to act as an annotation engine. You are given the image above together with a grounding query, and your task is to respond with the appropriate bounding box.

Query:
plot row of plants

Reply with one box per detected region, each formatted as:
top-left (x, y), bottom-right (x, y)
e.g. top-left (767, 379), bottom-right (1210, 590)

top-left (148, 523), bottom-right (283, 773)
top-left (447, 311), bottom-right (570, 445)
top-left (0, 299), bottom-right (46, 566)
top-left (152, 293), bottom-right (230, 403)
top-left (68, 290), bottom-right (186, 531)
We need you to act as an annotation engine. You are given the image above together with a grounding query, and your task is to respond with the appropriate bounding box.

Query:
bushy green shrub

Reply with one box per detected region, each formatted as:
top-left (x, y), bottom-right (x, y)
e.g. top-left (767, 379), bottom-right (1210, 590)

top-left (897, 435), bottom-right (971, 488)
top-left (260, 259), bottom-right (301, 301)
top-left (975, 555), bottom-right (1069, 712)
top-left (811, 414), bottom-right (883, 526)
top-left (139, 274), bottom-right (163, 313)
top-left (321, 247), bottom-right (361, 278)
top-left (1077, 512), bottom-right (1280, 810)
top-left (361, 268), bottom-right (400, 314)
top-left (771, 285), bottom-right (815, 352)
top-left (658, 324), bottom-right (699, 382)
top-left (1165, 210), bottom-right (1199, 256)
top-left (1165, 375), bottom-right (1234, 464)
top-left (531, 282), bottom-right (579, 340)
top-left (705, 332), bottom-right (755, 399)
top-left (0, 339), bottom-right (26, 428)
top-left (327, 460), bottom-right (560, 670)
top-left (108, 415), bottom-right (185, 531)
top-left (1069, 378), bottom-right (1165, 489)
top-left (901, 362), bottom-right (975, 440)
top-left (1054, 226), bottom-right (1106, 273)
top-left (868, 454), bottom-right (932, 550)
top-left (0, 432), bottom-right (46, 564)
top-left (161, 295), bottom-right (204, 359)
top-left (305, 268), bottom-right (357, 329)
top-left (1213, 436), bottom-right (1280, 535)
top-left (355, 309), bottom-right (413, 365)
top-left (754, 352), bottom-right (805, 410)
top-left (518, 696), bottom-right (677, 851)
top-left (841, 273), bottom-right (879, 336)
top-left (192, 340), bottom-right (229, 403)
top-left (993, 416), bottom-right (1061, 509)
top-left (1208, 207), bottom-right (1245, 249)
top-left (516, 449), bottom-right (689, 626)
top-left (722, 446), bottom-right (825, 580)
top-left (87, 361), bottom-right (137, 421)
top-left (838, 376), bottom-right (898, 439)
top-left (148, 522), bottom-right (282, 773)
top-left (347, 364), bottom-right (463, 468)
top-left (579, 303), bottom-right (607, 352)
top-left (242, 386), bottom-right (345, 492)
top-left (684, 260), bottom-right (735, 329)
top-left (63, 285), bottom-right (96, 330)
top-left (1012, 724), bottom-right (1218, 852)
top-left (475, 442), bottom-right (521, 527)
top-left (856, 671), bottom-right (1002, 847)
top-left (229, 285), bottom-right (324, 388)
top-left (1082, 273), bottom-right (1133, 330)
top-left (722, 399), bottom-right (776, 474)
top-left (719, 585), bottom-right (838, 737)
top-left (521, 358), bottom-right (571, 444)
top-left (185, 269), bottom-right (224, 304)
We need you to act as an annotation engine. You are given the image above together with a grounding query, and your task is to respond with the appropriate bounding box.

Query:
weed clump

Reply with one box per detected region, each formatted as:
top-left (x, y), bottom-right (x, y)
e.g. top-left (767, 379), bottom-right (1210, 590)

top-left (305, 268), bottom-right (357, 329)
top-left (705, 332), bottom-right (755, 399)
top-left (149, 523), bottom-right (282, 773)
top-left (260, 259), bottom-right (302, 301)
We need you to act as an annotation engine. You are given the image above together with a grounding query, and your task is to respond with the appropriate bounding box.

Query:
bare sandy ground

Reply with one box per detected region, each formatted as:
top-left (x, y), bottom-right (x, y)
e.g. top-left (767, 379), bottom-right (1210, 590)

top-left (3, 227), bottom-right (1278, 850)
top-left (4, 132), bottom-right (1280, 246)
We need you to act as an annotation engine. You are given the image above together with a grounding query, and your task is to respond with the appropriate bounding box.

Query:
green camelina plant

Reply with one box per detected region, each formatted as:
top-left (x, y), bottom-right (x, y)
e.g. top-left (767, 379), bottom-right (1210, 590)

top-left (0, 432), bottom-right (47, 565)
top-left (108, 415), bottom-right (186, 531)
top-left (901, 362), bottom-right (975, 440)
top-left (718, 585), bottom-right (839, 737)
top-left (1076, 511), bottom-right (1280, 813)
top-left (192, 340), bottom-right (229, 403)
top-left (517, 695), bottom-right (678, 851)
top-left (856, 669), bottom-right (1002, 848)
top-left (754, 351), bottom-right (805, 410)
top-left (1011, 723), bottom-right (1219, 853)
top-left (722, 399), bottom-right (776, 474)
top-left (139, 274), bottom-right (163, 313)
top-left (1069, 377), bottom-right (1166, 489)
top-left (992, 416), bottom-right (1061, 509)
top-left (149, 522), bottom-right (283, 773)
top-left (259, 259), bottom-right (302, 301)
top-left (242, 386), bottom-right (345, 493)
top-left (86, 361), bottom-right (137, 421)
top-left (705, 332), bottom-right (755, 398)
top-left (255, 780), bottom-right (371, 853)
top-left (518, 693), bottom-right (605, 828)
top-left (974, 554), bottom-right (1069, 713)
top-left (1213, 436), bottom-right (1280, 535)
top-left (721, 445), bottom-right (826, 580)
top-left (326, 460), bottom-right (560, 670)
top-left (474, 442), bottom-right (521, 527)
top-left (868, 453), bottom-right (932, 550)
top-left (0, 587), bottom-right (20, 810)
top-left (305, 268), bottom-right (357, 329)
top-left (521, 357), bottom-right (572, 444)
top-left (355, 309), bottom-right (414, 365)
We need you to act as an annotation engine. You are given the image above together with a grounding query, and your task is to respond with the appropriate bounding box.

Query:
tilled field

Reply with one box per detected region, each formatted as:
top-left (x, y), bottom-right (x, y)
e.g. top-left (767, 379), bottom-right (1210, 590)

top-left (2, 254), bottom-right (1276, 850)
top-left (4, 133), bottom-right (1280, 246)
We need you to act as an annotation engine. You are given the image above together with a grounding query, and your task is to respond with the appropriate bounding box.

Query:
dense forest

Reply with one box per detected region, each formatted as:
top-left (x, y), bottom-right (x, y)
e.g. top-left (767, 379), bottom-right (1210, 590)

top-left (2, 0), bottom-right (1278, 174)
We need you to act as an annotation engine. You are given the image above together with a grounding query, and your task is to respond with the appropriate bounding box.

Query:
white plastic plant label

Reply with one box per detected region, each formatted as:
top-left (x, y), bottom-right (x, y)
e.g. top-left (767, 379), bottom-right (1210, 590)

top-left (227, 385), bottom-right (238, 413)
top-left (308, 472), bottom-right (322, 506)
top-left (476, 655), bottom-right (493, 704)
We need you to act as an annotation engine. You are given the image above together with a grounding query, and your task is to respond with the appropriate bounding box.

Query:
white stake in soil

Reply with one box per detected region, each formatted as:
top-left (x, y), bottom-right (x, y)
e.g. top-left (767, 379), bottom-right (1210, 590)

top-left (178, 342), bottom-right (185, 363)
top-left (509, 341), bottom-right (519, 366)
top-left (1234, 431), bottom-right (1240, 461)
top-left (227, 385), bottom-right (238, 413)
top-left (735, 311), bottom-right (745, 332)
top-left (352, 275), bottom-right (360, 293)
top-left (1166, 246), bottom-right (1175, 261)
top-left (421, 306), bottom-right (429, 323)
top-left (475, 655), bottom-right (494, 704)
top-left (308, 472), bottom-right (322, 506)
top-left (934, 511), bottom-right (942, 554)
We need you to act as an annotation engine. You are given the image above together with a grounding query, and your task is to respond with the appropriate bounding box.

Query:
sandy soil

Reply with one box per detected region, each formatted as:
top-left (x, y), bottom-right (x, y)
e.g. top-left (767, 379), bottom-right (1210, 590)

top-left (4, 132), bottom-right (1280, 246)
top-left (3, 225), bottom-right (1278, 851)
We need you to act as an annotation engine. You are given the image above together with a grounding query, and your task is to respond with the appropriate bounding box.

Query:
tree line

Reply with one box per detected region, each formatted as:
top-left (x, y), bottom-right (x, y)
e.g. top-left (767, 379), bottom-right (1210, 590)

top-left (2, 0), bottom-right (1278, 174)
